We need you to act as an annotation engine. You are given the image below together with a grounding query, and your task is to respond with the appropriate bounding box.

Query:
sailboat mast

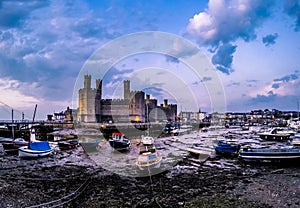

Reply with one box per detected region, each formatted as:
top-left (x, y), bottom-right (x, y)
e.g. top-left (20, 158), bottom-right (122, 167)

top-left (297, 101), bottom-right (299, 121)
top-left (11, 109), bottom-right (14, 139)
top-left (32, 104), bottom-right (37, 123)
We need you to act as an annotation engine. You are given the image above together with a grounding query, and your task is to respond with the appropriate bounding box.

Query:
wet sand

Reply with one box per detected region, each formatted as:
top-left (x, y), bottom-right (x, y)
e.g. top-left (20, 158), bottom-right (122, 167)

top-left (0, 130), bottom-right (299, 207)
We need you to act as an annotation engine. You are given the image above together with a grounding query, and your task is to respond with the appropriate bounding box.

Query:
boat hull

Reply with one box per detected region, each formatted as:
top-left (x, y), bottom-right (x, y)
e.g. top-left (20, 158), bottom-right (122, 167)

top-left (18, 146), bottom-right (53, 158)
top-left (2, 140), bottom-right (28, 153)
top-left (238, 148), bottom-right (300, 163)
top-left (58, 141), bottom-right (79, 150)
top-left (215, 145), bottom-right (240, 156)
top-left (109, 140), bottom-right (130, 151)
top-left (136, 155), bottom-right (162, 171)
top-left (258, 133), bottom-right (290, 141)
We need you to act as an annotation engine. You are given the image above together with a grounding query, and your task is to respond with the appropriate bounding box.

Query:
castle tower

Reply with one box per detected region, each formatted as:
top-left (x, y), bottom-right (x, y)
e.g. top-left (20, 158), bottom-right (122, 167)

top-left (124, 80), bottom-right (130, 100)
top-left (78, 75), bottom-right (96, 122)
top-left (96, 79), bottom-right (102, 99)
top-left (95, 79), bottom-right (102, 122)
top-left (84, 75), bottom-right (91, 89)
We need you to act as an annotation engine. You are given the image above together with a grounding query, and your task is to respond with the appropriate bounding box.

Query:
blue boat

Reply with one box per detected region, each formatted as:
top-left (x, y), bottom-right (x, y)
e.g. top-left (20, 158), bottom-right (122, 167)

top-left (214, 141), bottom-right (241, 156)
top-left (238, 148), bottom-right (300, 163)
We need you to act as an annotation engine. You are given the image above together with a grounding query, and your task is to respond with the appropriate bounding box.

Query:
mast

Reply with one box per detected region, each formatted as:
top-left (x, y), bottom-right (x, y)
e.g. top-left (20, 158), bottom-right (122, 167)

top-left (11, 109), bottom-right (14, 139)
top-left (32, 104), bottom-right (37, 122)
top-left (30, 104), bottom-right (38, 142)
top-left (297, 101), bottom-right (299, 121)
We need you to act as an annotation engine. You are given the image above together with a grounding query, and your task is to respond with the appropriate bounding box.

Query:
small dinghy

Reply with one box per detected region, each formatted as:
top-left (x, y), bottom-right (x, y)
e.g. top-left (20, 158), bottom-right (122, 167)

top-left (19, 141), bottom-right (54, 158)
top-left (58, 140), bottom-right (79, 150)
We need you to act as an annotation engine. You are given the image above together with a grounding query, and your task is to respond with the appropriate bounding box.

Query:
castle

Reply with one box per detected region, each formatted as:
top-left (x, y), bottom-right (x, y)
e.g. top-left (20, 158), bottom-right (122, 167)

top-left (77, 75), bottom-right (177, 123)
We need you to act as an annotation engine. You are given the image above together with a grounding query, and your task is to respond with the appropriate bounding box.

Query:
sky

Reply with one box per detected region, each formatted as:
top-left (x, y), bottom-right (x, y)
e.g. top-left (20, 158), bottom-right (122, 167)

top-left (0, 0), bottom-right (300, 120)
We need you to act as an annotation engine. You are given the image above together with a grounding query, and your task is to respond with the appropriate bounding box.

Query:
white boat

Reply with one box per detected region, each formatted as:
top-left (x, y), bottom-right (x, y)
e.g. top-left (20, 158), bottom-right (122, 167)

top-left (257, 128), bottom-right (291, 141)
top-left (141, 136), bottom-right (154, 146)
top-left (18, 141), bottom-right (54, 158)
top-left (292, 138), bottom-right (300, 146)
top-left (187, 146), bottom-right (212, 156)
top-left (136, 145), bottom-right (162, 170)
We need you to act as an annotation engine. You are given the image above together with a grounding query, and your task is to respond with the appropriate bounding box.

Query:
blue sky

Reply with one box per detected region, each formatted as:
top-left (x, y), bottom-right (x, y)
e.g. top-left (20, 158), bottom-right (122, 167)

top-left (0, 0), bottom-right (300, 120)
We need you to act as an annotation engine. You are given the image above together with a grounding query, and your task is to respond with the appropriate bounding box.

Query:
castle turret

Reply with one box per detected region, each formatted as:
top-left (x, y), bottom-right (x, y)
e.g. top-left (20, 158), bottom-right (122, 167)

top-left (84, 75), bottom-right (91, 89)
top-left (124, 80), bottom-right (130, 100)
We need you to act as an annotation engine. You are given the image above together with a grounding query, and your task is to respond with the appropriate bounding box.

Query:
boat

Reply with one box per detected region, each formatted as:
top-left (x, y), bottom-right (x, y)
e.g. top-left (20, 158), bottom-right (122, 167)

top-left (0, 137), bottom-right (14, 143)
top-left (136, 145), bottom-right (162, 170)
top-left (58, 140), bottom-right (79, 150)
top-left (238, 148), bottom-right (300, 163)
top-left (141, 136), bottom-right (154, 146)
top-left (109, 132), bottom-right (130, 151)
top-left (18, 141), bottom-right (54, 158)
top-left (187, 145), bottom-right (212, 157)
top-left (80, 140), bottom-right (100, 153)
top-left (257, 128), bottom-right (290, 141)
top-left (291, 138), bottom-right (300, 146)
top-left (294, 131), bottom-right (300, 138)
top-left (2, 138), bottom-right (28, 153)
top-left (214, 141), bottom-right (241, 156)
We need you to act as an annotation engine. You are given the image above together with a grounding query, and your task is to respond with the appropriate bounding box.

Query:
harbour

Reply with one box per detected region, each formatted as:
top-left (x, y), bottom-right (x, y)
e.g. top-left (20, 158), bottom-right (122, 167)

top-left (0, 120), bottom-right (300, 207)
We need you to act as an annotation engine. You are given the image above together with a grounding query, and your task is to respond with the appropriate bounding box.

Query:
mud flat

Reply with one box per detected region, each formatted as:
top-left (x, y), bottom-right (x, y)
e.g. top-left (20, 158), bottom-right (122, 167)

top-left (0, 133), bottom-right (299, 207)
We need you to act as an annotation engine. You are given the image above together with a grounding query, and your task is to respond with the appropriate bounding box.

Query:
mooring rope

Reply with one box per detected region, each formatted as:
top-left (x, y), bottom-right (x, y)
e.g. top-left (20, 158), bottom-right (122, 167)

top-left (25, 176), bottom-right (92, 208)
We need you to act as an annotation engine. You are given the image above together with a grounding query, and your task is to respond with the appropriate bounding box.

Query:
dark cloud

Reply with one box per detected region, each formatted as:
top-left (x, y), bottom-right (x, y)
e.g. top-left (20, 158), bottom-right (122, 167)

top-left (227, 82), bottom-right (240, 87)
top-left (284, 0), bottom-right (300, 31)
top-left (202, 76), bottom-right (212, 82)
top-left (272, 83), bottom-right (280, 89)
top-left (246, 79), bottom-right (259, 83)
top-left (192, 76), bottom-right (212, 85)
top-left (211, 43), bottom-right (237, 75)
top-left (273, 73), bottom-right (299, 82)
top-left (251, 91), bottom-right (277, 103)
top-left (165, 55), bottom-right (179, 63)
top-left (262, 33), bottom-right (278, 46)
top-left (0, 0), bottom-right (50, 28)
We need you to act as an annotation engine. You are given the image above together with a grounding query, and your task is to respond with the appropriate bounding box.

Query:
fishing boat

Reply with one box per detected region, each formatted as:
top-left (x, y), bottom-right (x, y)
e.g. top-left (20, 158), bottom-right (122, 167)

top-left (58, 140), bottom-right (79, 150)
top-left (18, 141), bottom-right (54, 158)
top-left (238, 148), bottom-right (300, 163)
top-left (214, 141), bottom-right (241, 156)
top-left (136, 145), bottom-right (162, 170)
top-left (257, 128), bottom-right (290, 141)
top-left (2, 138), bottom-right (28, 153)
top-left (141, 136), bottom-right (154, 146)
top-left (109, 132), bottom-right (130, 151)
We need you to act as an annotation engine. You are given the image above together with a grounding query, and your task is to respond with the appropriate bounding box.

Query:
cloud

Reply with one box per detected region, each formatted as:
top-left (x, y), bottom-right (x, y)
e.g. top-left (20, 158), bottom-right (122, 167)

top-left (251, 91), bottom-right (277, 103)
top-left (186, 0), bottom-right (274, 46)
top-left (284, 0), bottom-right (300, 31)
top-left (165, 55), bottom-right (180, 63)
top-left (185, 0), bottom-right (274, 74)
top-left (273, 72), bottom-right (299, 82)
top-left (249, 71), bottom-right (300, 100)
top-left (262, 33), bottom-right (278, 46)
top-left (211, 43), bottom-right (237, 74)
top-left (0, 0), bottom-right (50, 28)
top-left (272, 83), bottom-right (280, 89)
